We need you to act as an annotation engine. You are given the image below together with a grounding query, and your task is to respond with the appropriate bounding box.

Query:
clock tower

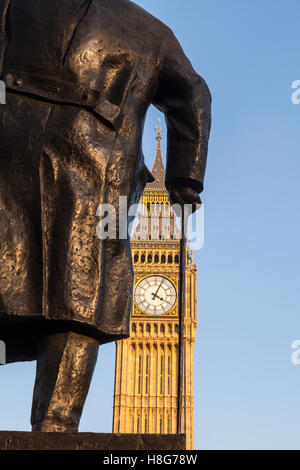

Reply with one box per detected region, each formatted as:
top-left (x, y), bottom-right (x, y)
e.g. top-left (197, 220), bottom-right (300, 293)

top-left (113, 121), bottom-right (197, 450)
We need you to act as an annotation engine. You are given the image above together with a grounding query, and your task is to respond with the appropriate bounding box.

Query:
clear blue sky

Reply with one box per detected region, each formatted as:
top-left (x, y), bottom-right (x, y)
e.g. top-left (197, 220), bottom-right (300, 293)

top-left (0, 0), bottom-right (300, 450)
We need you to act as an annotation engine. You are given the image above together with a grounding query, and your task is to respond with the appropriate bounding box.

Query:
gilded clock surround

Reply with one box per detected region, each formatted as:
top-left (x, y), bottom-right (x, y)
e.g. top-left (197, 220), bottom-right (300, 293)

top-left (134, 275), bottom-right (177, 316)
top-left (113, 123), bottom-right (197, 450)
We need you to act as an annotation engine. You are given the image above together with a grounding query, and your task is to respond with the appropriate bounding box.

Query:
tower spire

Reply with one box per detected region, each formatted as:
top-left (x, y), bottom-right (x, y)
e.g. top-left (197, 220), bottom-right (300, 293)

top-left (155, 118), bottom-right (163, 152)
top-left (145, 118), bottom-right (166, 191)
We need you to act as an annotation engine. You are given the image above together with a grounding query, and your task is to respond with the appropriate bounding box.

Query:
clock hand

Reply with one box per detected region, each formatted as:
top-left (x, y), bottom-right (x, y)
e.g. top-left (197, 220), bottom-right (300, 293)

top-left (162, 298), bottom-right (173, 305)
top-left (154, 294), bottom-right (164, 302)
top-left (154, 278), bottom-right (164, 297)
top-left (151, 291), bottom-right (166, 302)
top-left (151, 291), bottom-right (161, 300)
top-left (151, 293), bottom-right (172, 304)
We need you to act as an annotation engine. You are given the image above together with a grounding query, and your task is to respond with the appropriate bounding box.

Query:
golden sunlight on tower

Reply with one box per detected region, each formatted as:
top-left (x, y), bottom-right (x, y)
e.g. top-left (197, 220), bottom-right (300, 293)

top-left (113, 120), bottom-right (197, 450)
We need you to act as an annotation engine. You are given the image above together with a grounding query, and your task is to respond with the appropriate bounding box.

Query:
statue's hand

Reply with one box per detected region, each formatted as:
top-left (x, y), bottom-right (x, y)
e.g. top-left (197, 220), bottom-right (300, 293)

top-left (168, 186), bottom-right (202, 214)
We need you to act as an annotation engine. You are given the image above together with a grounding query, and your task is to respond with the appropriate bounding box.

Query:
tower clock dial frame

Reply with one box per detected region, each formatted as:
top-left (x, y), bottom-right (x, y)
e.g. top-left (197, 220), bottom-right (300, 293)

top-left (134, 275), bottom-right (177, 315)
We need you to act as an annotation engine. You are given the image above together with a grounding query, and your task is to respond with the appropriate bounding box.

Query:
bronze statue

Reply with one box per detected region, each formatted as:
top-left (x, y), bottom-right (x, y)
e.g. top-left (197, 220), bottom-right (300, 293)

top-left (0, 0), bottom-right (211, 432)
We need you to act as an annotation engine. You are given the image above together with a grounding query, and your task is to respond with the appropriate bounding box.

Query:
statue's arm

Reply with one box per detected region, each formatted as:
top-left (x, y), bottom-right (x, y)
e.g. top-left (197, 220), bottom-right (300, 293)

top-left (153, 31), bottom-right (212, 203)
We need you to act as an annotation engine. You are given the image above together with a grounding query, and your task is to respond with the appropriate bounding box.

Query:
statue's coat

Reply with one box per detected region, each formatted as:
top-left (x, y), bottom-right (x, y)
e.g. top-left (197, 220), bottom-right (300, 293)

top-left (0, 0), bottom-right (211, 362)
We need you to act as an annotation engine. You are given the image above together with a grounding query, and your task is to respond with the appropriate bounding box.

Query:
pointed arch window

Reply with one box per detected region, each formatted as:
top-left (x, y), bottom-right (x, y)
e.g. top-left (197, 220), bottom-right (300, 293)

top-left (167, 355), bottom-right (171, 395)
top-left (160, 355), bottom-right (164, 394)
top-left (167, 415), bottom-right (171, 434)
top-left (138, 354), bottom-right (142, 395)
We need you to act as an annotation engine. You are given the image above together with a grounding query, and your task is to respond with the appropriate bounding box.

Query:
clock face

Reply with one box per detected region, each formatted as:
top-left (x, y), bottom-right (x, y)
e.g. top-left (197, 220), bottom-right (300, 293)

top-left (134, 275), bottom-right (177, 315)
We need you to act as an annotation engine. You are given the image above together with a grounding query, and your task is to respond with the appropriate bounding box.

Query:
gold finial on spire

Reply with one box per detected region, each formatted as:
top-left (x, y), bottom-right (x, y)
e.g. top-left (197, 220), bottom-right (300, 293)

top-left (155, 118), bottom-right (163, 141)
top-left (155, 118), bottom-right (163, 151)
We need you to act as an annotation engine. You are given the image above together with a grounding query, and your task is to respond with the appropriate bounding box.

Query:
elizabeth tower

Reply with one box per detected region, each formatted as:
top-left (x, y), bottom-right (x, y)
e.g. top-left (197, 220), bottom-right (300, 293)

top-left (113, 121), bottom-right (198, 450)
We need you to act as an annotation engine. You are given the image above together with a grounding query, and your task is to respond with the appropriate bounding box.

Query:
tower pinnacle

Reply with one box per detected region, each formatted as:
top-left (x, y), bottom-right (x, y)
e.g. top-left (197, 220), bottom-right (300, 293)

top-left (155, 118), bottom-right (163, 149)
top-left (145, 118), bottom-right (166, 192)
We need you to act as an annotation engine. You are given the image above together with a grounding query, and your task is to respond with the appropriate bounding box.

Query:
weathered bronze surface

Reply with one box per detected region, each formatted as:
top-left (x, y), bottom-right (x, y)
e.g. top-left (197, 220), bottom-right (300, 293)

top-left (0, 431), bottom-right (186, 450)
top-left (0, 0), bottom-right (211, 431)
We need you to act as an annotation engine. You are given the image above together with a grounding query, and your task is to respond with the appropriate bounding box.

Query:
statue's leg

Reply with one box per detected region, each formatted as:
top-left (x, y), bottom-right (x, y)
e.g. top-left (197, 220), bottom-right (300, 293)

top-left (31, 331), bottom-right (99, 432)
